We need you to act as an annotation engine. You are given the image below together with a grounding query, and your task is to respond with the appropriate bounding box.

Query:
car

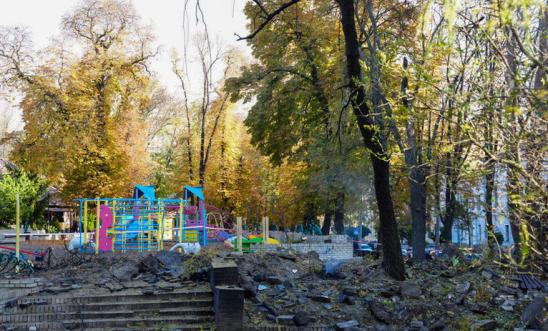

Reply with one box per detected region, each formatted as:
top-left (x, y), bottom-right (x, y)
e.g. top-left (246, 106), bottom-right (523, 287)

top-left (355, 243), bottom-right (374, 256)
top-left (401, 247), bottom-right (412, 257)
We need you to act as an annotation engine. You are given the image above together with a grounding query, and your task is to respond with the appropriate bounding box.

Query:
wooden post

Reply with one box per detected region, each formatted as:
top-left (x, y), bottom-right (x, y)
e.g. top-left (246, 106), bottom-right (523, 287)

top-left (262, 217), bottom-right (266, 243)
top-left (236, 217), bottom-right (243, 253)
top-left (95, 198), bottom-right (100, 255)
top-left (15, 192), bottom-right (20, 260)
top-left (265, 216), bottom-right (269, 242)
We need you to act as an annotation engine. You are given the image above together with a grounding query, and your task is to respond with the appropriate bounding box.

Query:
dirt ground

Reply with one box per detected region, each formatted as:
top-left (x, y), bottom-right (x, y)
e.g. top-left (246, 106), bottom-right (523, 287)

top-left (1, 241), bottom-right (546, 330)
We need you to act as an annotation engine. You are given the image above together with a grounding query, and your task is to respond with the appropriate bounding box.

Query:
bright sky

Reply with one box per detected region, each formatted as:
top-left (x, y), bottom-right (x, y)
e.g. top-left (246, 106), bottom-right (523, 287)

top-left (0, 0), bottom-right (252, 131)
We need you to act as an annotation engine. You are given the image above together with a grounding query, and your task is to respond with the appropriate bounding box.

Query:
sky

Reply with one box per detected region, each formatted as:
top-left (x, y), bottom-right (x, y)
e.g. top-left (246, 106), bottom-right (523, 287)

top-left (0, 0), bottom-right (252, 131)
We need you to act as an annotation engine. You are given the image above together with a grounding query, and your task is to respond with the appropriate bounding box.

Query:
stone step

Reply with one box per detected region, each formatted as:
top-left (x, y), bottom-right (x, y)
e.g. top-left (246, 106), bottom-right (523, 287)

top-left (3, 315), bottom-right (214, 330)
top-left (84, 324), bottom-right (215, 331)
top-left (1, 306), bottom-right (213, 323)
top-left (9, 297), bottom-right (213, 314)
top-left (17, 288), bottom-right (212, 306)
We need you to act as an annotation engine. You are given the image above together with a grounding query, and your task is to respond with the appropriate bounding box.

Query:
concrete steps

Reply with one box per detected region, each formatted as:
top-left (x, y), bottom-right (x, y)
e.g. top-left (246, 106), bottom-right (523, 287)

top-left (1, 286), bottom-right (214, 330)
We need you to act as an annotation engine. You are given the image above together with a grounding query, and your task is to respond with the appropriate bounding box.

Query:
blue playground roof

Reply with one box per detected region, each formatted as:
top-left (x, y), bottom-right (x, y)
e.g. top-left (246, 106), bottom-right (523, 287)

top-left (184, 186), bottom-right (204, 201)
top-left (133, 185), bottom-right (156, 200)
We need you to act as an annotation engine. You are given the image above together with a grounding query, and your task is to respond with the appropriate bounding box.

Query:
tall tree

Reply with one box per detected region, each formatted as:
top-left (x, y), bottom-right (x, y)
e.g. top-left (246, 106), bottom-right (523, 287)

top-left (0, 0), bottom-right (157, 199)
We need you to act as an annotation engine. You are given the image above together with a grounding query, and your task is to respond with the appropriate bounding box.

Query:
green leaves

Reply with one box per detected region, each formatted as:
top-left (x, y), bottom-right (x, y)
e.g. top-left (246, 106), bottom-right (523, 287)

top-left (0, 171), bottom-right (47, 228)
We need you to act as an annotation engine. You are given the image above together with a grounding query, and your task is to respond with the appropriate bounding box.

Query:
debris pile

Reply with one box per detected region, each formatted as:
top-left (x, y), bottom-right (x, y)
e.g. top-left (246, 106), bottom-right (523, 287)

top-left (234, 252), bottom-right (547, 330)
top-left (1, 250), bottom-right (213, 304)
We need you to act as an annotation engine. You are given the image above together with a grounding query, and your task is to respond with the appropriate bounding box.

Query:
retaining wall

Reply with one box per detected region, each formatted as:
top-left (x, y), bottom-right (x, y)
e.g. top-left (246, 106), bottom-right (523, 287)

top-left (256, 241), bottom-right (353, 261)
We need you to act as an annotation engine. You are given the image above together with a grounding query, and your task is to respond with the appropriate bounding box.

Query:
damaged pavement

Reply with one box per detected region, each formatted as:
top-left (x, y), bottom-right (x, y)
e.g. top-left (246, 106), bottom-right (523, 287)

top-left (0, 247), bottom-right (546, 330)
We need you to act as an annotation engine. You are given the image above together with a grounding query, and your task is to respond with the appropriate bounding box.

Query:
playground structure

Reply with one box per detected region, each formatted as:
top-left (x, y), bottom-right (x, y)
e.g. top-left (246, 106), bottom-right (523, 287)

top-left (1, 184), bottom-right (282, 274)
top-left (75, 185), bottom-right (214, 254)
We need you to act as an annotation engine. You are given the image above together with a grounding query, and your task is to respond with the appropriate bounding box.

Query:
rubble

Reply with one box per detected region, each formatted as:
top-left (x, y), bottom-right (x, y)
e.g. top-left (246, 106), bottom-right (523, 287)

top-left (232, 251), bottom-right (546, 329)
top-left (520, 295), bottom-right (546, 328)
top-left (3, 243), bottom-right (546, 330)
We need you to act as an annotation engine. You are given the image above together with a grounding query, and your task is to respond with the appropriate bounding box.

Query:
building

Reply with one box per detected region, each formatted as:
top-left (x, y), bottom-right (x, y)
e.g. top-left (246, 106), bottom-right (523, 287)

top-left (42, 186), bottom-right (78, 231)
top-left (449, 168), bottom-right (514, 247)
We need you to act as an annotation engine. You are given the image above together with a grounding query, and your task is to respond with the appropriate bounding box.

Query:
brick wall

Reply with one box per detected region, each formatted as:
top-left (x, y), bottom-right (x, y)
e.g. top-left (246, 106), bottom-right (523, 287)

top-left (256, 242), bottom-right (353, 261)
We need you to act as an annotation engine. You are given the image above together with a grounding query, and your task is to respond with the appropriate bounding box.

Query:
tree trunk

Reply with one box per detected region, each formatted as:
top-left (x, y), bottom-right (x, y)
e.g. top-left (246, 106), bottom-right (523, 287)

top-left (334, 192), bottom-right (345, 235)
top-left (337, 0), bottom-right (404, 280)
top-left (303, 202), bottom-right (317, 232)
top-left (409, 167), bottom-right (427, 261)
top-left (322, 209), bottom-right (332, 235)
top-left (442, 177), bottom-right (457, 242)
top-left (485, 170), bottom-right (495, 247)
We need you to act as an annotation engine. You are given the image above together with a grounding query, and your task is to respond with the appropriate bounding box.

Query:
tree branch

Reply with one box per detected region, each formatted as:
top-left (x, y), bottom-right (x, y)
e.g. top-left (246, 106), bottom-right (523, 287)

top-left (235, 0), bottom-right (301, 40)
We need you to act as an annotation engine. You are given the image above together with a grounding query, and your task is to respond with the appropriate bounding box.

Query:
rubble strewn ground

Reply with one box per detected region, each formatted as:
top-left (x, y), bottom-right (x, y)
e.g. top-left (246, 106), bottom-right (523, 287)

top-left (232, 250), bottom-right (546, 330)
top-left (1, 242), bottom-right (546, 330)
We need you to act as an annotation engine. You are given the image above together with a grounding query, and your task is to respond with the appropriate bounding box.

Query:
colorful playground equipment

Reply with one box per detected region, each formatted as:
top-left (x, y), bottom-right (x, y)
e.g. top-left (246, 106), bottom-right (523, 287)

top-left (222, 216), bottom-right (280, 252)
top-left (76, 185), bottom-right (212, 254)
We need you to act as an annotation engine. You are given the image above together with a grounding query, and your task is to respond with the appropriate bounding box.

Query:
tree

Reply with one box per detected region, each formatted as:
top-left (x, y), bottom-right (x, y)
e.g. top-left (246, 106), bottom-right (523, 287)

top-left (172, 37), bottom-right (238, 187)
top-left (1, 0), bottom-right (158, 200)
top-left (232, 0), bottom-right (405, 279)
top-left (0, 171), bottom-right (47, 228)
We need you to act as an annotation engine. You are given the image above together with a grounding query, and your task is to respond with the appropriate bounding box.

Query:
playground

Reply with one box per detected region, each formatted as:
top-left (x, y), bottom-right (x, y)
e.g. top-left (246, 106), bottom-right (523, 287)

top-left (0, 183), bottom-right (289, 275)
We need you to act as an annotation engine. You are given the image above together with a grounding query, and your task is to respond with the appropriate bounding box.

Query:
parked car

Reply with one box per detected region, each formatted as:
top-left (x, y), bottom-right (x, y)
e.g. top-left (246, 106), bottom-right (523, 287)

top-left (401, 247), bottom-right (412, 257)
top-left (356, 243), bottom-right (374, 256)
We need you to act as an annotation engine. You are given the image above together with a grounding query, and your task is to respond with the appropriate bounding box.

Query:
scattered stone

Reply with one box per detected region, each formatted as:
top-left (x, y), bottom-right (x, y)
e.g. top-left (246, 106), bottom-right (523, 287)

top-left (454, 294), bottom-right (465, 305)
top-left (429, 319), bottom-right (446, 331)
top-left (481, 270), bottom-right (493, 280)
top-left (369, 300), bottom-right (391, 324)
top-left (308, 294), bottom-right (331, 303)
top-left (262, 301), bottom-right (279, 316)
top-left (266, 276), bottom-right (284, 285)
top-left (470, 319), bottom-right (497, 330)
top-left (409, 320), bottom-right (427, 331)
top-left (274, 315), bottom-right (295, 325)
top-left (239, 274), bottom-right (256, 298)
top-left (336, 320), bottom-right (360, 330)
top-left (253, 273), bottom-right (267, 282)
top-left (104, 281), bottom-right (123, 292)
top-left (111, 262), bottom-right (139, 281)
top-left (401, 282), bottom-right (422, 299)
top-left (141, 288), bottom-right (154, 295)
top-left (343, 295), bottom-right (356, 305)
top-left (323, 303), bottom-right (333, 310)
top-left (44, 286), bottom-right (71, 294)
top-left (500, 300), bottom-right (514, 311)
top-left (342, 287), bottom-right (358, 296)
top-left (455, 281), bottom-right (470, 294)
top-left (270, 251), bottom-right (297, 261)
top-left (252, 304), bottom-right (269, 313)
top-left (293, 311), bottom-right (310, 327)
top-left (467, 303), bottom-right (488, 315)
top-left (140, 254), bottom-right (163, 275)
top-left (380, 286), bottom-right (399, 298)
top-left (520, 296), bottom-right (546, 328)
top-left (257, 284), bottom-right (268, 291)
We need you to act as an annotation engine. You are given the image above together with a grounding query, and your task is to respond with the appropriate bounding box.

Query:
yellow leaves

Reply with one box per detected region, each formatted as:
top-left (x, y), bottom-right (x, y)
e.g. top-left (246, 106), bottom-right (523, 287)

top-left (505, 105), bottom-right (522, 115)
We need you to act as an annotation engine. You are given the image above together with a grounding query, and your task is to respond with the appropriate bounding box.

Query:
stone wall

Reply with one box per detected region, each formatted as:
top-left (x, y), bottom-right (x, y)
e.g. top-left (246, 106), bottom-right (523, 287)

top-left (256, 241), bottom-right (353, 261)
